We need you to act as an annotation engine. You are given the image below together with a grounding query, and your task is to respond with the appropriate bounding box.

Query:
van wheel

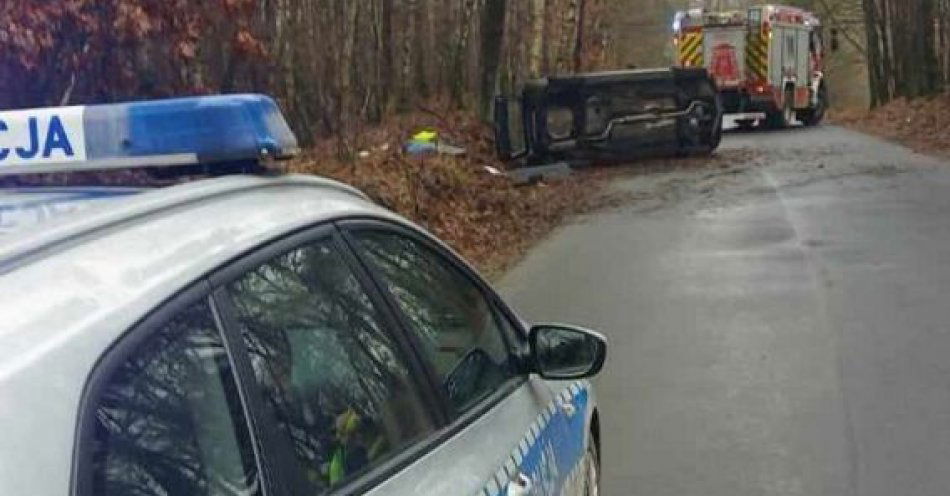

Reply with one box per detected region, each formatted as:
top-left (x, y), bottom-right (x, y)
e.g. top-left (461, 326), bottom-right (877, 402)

top-left (584, 439), bottom-right (600, 496)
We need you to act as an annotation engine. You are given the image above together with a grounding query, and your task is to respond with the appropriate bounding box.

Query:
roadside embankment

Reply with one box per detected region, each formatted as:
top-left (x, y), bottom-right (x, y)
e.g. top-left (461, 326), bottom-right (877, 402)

top-left (833, 93), bottom-right (950, 159)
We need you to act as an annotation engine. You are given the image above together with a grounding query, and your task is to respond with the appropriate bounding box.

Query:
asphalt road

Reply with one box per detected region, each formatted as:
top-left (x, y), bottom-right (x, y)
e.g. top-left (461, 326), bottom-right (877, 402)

top-left (500, 124), bottom-right (950, 496)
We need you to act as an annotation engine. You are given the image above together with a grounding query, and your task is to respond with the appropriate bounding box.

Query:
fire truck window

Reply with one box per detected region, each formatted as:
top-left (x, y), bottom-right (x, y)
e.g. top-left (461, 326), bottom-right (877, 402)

top-left (748, 8), bottom-right (761, 25)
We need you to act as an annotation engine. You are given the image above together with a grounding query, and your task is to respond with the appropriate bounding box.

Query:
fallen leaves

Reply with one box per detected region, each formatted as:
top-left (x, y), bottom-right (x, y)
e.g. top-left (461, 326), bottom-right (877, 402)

top-left (832, 94), bottom-right (950, 159)
top-left (289, 106), bottom-right (609, 277)
top-left (291, 106), bottom-right (757, 276)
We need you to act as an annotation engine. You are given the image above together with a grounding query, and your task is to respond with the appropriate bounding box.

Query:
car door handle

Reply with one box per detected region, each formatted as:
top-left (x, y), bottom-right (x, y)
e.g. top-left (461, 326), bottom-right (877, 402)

top-left (507, 473), bottom-right (532, 496)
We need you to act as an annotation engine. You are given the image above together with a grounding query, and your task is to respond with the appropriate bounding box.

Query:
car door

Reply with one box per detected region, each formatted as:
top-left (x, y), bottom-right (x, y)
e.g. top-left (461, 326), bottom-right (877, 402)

top-left (209, 225), bottom-right (446, 496)
top-left (340, 220), bottom-right (583, 496)
top-left (73, 284), bottom-right (267, 496)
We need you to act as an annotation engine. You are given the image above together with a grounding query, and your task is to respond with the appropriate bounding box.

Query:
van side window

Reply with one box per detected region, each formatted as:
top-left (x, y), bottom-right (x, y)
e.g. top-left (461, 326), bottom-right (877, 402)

top-left (88, 301), bottom-right (260, 496)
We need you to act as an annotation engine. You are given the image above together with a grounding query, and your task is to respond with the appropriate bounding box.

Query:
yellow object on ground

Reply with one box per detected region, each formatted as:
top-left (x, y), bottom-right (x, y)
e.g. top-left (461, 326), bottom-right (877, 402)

top-left (412, 130), bottom-right (438, 143)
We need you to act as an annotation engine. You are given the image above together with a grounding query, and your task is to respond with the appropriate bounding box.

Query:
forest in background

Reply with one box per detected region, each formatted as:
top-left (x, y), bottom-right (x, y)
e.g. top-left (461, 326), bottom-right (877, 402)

top-left (862, 0), bottom-right (950, 105)
top-left (1, 0), bottom-right (609, 150)
top-left (2, 0), bottom-right (947, 147)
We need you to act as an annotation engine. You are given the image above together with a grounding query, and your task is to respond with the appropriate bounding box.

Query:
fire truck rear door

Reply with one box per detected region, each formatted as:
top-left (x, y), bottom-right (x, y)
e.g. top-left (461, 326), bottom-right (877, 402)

top-left (703, 27), bottom-right (747, 89)
top-left (796, 28), bottom-right (810, 88)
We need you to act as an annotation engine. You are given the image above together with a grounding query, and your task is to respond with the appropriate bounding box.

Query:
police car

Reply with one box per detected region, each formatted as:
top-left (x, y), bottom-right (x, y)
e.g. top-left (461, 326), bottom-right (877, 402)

top-left (0, 95), bottom-right (607, 496)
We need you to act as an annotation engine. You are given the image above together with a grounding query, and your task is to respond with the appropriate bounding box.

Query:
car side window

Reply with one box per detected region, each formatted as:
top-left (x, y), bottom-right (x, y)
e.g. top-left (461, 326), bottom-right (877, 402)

top-left (223, 237), bottom-right (435, 493)
top-left (352, 229), bottom-right (519, 414)
top-left (88, 301), bottom-right (260, 496)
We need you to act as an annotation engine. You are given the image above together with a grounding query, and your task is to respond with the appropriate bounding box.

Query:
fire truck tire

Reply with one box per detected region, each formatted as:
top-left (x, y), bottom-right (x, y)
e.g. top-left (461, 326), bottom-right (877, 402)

top-left (799, 84), bottom-right (828, 126)
top-left (766, 89), bottom-right (795, 129)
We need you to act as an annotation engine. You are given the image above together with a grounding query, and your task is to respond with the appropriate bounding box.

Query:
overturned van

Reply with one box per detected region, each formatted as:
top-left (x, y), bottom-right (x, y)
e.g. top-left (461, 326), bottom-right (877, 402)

top-left (494, 67), bottom-right (723, 166)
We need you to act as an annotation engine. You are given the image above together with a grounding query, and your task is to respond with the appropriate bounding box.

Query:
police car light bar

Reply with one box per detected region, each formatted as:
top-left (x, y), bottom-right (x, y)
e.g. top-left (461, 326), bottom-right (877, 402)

top-left (0, 94), bottom-right (299, 176)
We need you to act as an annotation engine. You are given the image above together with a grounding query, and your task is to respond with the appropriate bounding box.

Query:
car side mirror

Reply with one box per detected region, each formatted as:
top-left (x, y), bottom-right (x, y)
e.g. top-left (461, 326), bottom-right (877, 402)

top-left (529, 324), bottom-right (607, 380)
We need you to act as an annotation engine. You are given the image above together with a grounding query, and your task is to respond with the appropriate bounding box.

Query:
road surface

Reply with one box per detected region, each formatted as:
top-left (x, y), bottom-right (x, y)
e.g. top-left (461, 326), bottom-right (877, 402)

top-left (500, 124), bottom-right (950, 496)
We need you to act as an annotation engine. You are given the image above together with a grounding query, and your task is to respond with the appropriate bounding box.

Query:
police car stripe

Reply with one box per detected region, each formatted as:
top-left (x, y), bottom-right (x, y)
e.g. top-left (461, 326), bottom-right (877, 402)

top-left (504, 457), bottom-right (519, 479)
top-left (496, 468), bottom-right (509, 489)
top-left (512, 443), bottom-right (525, 466)
top-left (479, 381), bottom-right (592, 496)
top-left (485, 477), bottom-right (500, 496)
top-left (496, 466), bottom-right (510, 485)
top-left (530, 421), bottom-right (541, 440)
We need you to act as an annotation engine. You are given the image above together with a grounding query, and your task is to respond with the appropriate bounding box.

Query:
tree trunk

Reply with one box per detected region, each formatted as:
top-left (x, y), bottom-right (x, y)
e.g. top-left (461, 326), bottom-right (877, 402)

top-left (573, 0), bottom-right (587, 71)
top-left (479, 0), bottom-right (507, 118)
top-left (338, 0), bottom-right (360, 157)
top-left (451, 0), bottom-right (478, 107)
top-left (398, 0), bottom-right (417, 110)
top-left (863, 0), bottom-right (887, 108)
top-left (528, 0), bottom-right (545, 77)
top-left (379, 0), bottom-right (395, 116)
top-left (559, 0), bottom-right (580, 72)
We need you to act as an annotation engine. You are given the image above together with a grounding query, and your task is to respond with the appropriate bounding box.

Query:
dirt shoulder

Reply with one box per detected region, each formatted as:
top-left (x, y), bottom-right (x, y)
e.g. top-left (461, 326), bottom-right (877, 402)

top-left (831, 93), bottom-right (950, 159)
top-left (289, 109), bottom-right (607, 278)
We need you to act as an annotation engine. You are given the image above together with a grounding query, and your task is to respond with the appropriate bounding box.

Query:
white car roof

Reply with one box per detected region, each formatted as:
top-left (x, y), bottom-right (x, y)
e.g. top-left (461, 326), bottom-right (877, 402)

top-left (0, 174), bottom-right (401, 495)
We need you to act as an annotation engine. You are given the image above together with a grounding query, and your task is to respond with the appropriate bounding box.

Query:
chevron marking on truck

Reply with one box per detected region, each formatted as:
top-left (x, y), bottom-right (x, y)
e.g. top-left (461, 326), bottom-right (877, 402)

top-left (746, 31), bottom-right (769, 81)
top-left (679, 32), bottom-right (704, 67)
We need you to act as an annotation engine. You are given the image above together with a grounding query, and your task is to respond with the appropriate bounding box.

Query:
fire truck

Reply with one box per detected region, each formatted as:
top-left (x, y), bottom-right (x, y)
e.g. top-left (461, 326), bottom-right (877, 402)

top-left (673, 4), bottom-right (828, 129)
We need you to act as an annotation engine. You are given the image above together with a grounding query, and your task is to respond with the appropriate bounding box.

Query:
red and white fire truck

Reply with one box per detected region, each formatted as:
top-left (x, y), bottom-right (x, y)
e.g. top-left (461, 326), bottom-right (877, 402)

top-left (673, 4), bottom-right (828, 129)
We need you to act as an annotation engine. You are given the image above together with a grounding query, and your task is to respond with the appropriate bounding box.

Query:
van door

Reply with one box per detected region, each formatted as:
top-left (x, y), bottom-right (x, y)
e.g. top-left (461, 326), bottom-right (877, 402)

top-left (494, 96), bottom-right (529, 161)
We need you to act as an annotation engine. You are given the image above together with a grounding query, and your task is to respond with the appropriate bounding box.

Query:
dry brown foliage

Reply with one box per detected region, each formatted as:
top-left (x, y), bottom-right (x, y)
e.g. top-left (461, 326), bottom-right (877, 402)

top-left (289, 108), bottom-right (608, 277)
top-left (291, 106), bottom-right (759, 276)
top-left (832, 94), bottom-right (950, 159)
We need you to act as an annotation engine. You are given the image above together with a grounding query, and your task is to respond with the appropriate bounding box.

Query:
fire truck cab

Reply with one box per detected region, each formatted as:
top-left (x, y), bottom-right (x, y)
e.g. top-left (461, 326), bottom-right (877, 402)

top-left (673, 4), bottom-right (828, 129)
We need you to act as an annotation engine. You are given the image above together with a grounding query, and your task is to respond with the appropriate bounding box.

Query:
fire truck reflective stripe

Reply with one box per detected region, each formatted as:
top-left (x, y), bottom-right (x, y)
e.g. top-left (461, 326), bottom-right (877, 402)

top-left (679, 33), bottom-right (703, 66)
top-left (746, 32), bottom-right (769, 80)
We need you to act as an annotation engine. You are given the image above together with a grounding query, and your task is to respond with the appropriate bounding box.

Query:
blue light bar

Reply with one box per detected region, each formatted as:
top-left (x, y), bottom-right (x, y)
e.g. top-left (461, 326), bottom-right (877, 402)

top-left (0, 94), bottom-right (299, 176)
